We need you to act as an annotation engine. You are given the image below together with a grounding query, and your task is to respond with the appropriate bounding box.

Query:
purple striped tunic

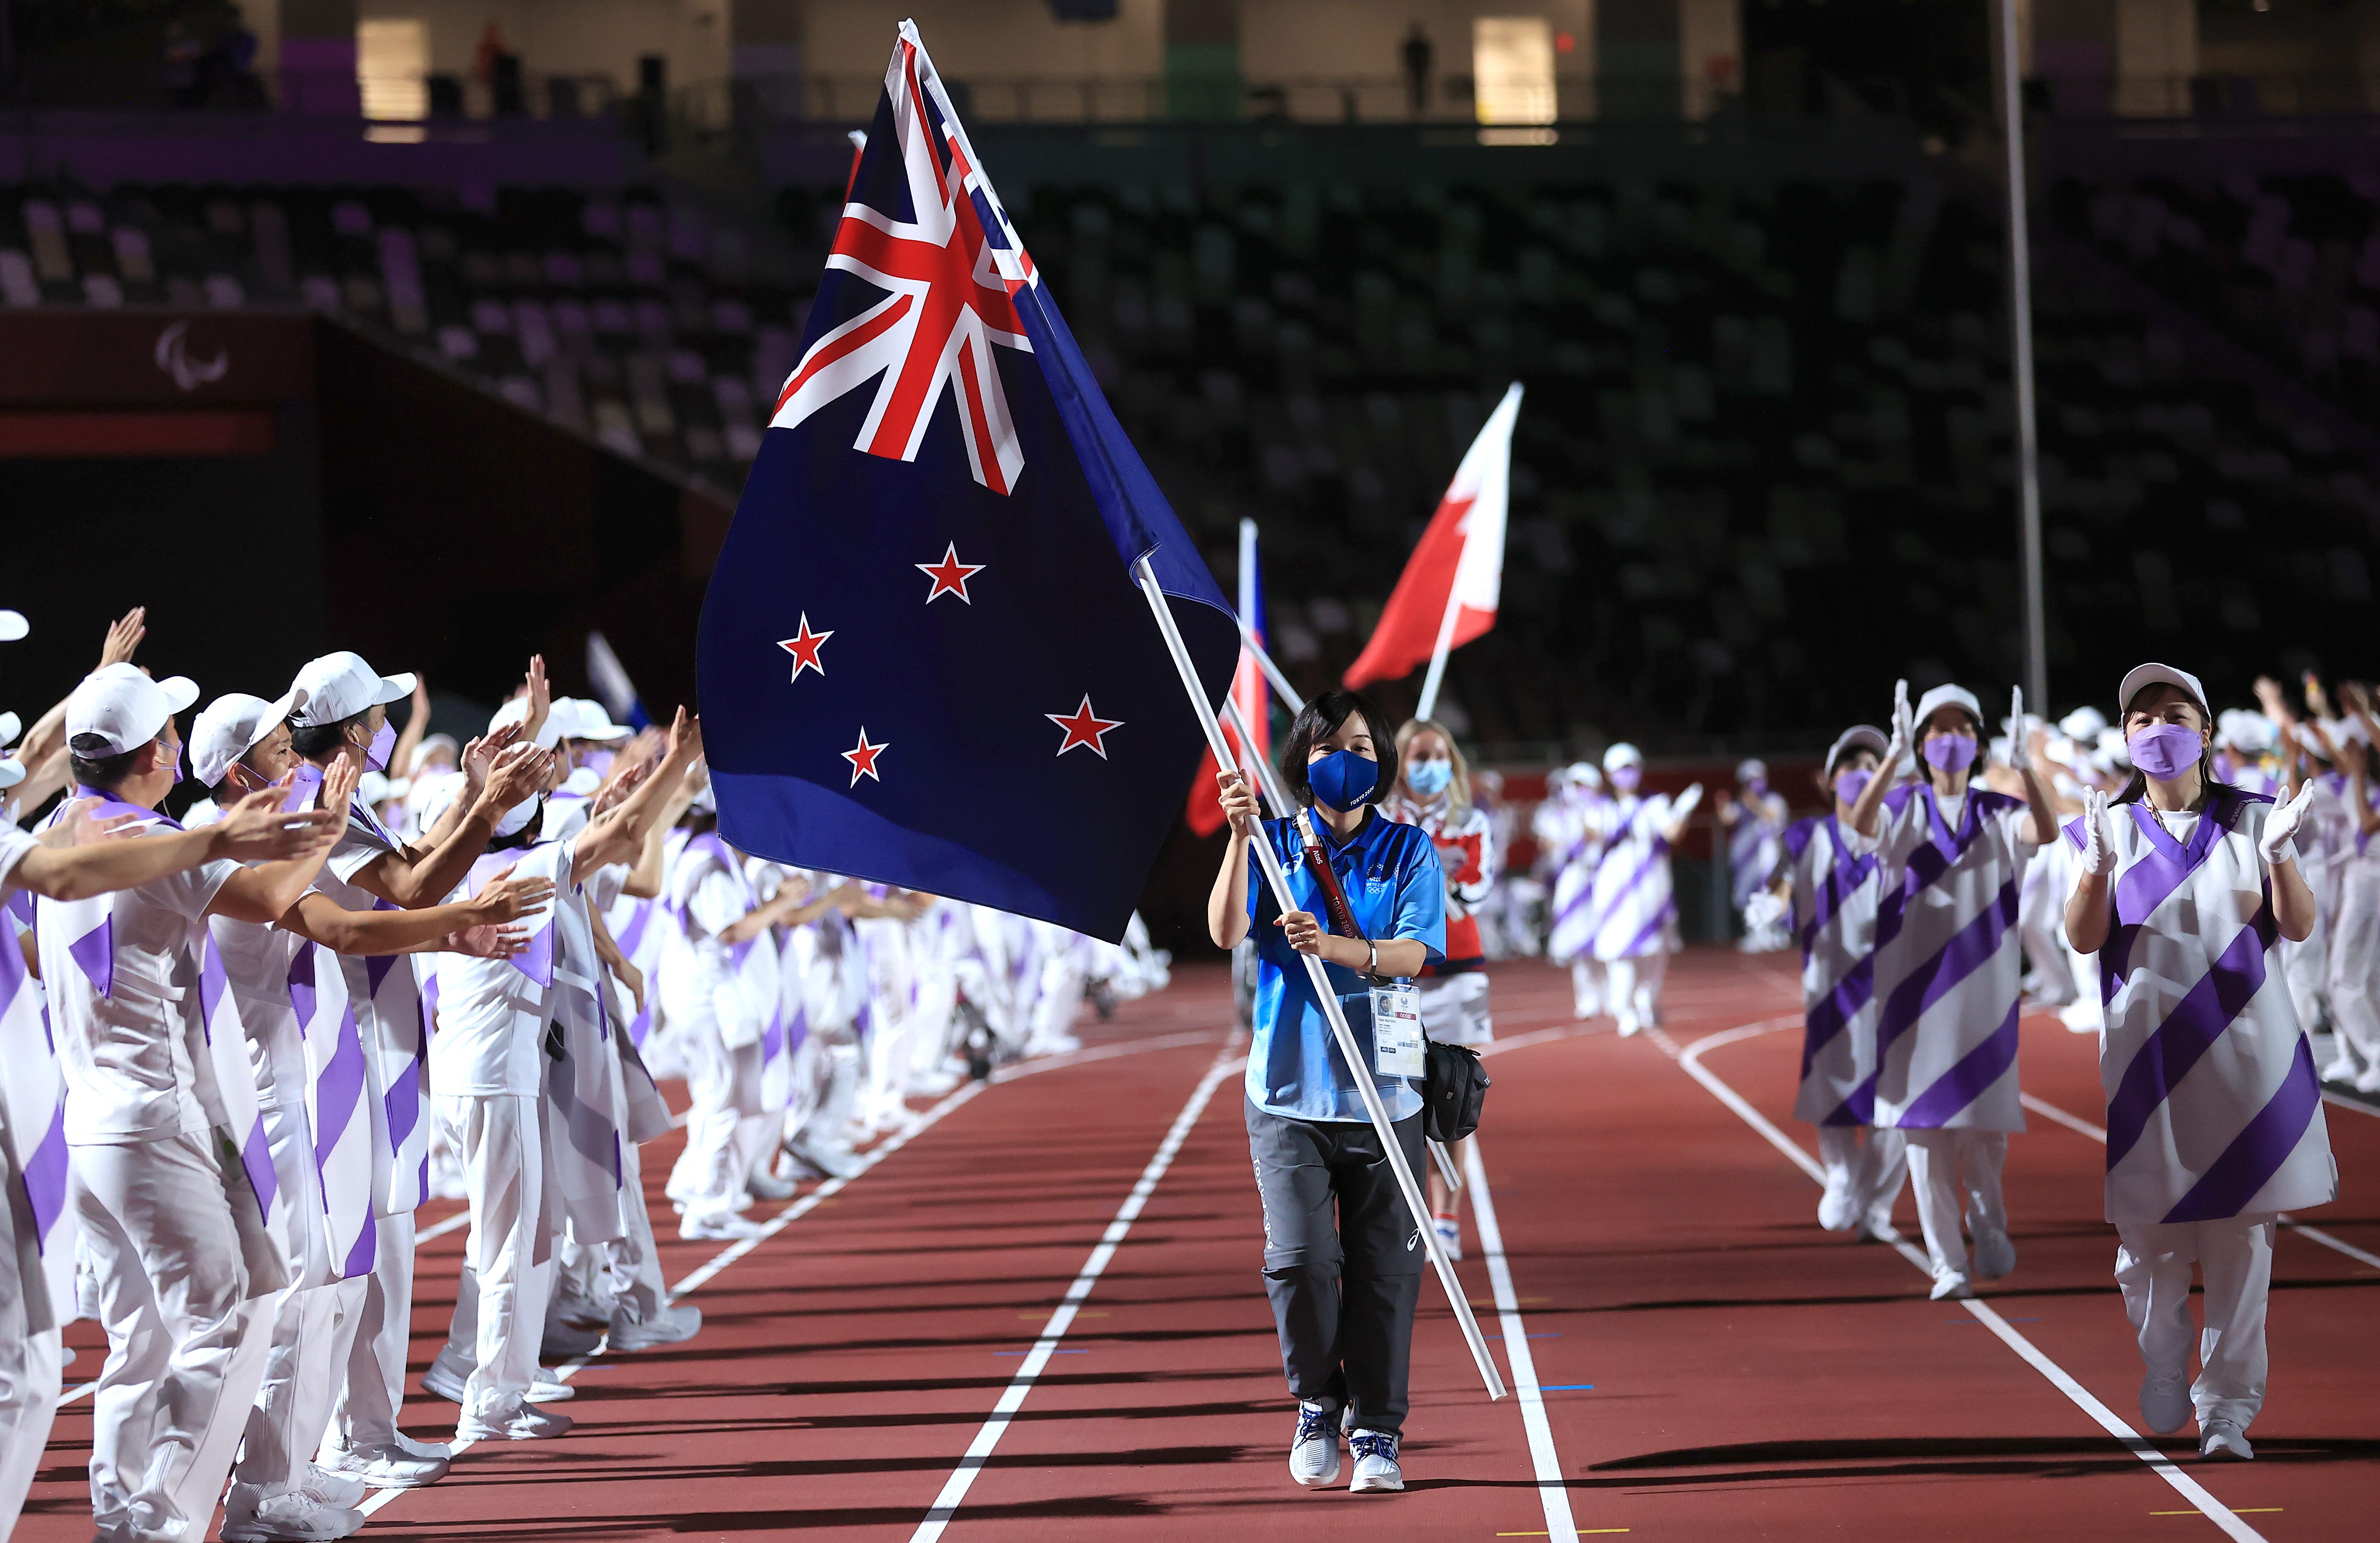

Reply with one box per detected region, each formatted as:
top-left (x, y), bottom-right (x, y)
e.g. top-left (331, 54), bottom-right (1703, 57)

top-left (2067, 792), bottom-right (2337, 1224)
top-left (1862, 784), bottom-right (2032, 1132)
top-left (1583, 794), bottom-right (1682, 962)
top-left (1785, 815), bottom-right (1883, 1125)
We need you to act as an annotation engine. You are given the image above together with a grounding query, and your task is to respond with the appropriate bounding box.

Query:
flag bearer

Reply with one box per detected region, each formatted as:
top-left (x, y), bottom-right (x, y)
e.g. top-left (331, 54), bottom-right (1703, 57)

top-left (1210, 689), bottom-right (1445, 1497)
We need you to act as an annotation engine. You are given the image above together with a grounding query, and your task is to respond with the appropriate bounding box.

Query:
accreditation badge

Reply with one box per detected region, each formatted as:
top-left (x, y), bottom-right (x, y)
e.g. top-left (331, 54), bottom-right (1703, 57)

top-left (1371, 981), bottom-right (1424, 1078)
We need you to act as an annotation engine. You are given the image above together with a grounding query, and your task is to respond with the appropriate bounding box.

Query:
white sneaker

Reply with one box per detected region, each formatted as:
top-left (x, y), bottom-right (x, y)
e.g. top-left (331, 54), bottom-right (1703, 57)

top-left (315, 1441), bottom-right (449, 1489)
top-left (2356, 1065), bottom-right (2380, 1096)
top-left (679, 1211), bottom-right (765, 1241)
top-left (746, 1168), bottom-right (797, 1202)
top-left (548, 1287), bottom-right (609, 1328)
top-left (1929, 1268), bottom-right (1975, 1301)
top-left (1432, 1216), bottom-right (1463, 1261)
top-left (2199, 1418), bottom-right (2254, 1459)
top-left (530, 1365), bottom-right (577, 1402)
top-left (1288, 1401), bottom-right (1340, 1488)
top-left (1970, 1228), bottom-right (2016, 1281)
top-left (785, 1135), bottom-right (862, 1179)
top-left (456, 1402), bottom-right (573, 1442)
top-left (2318, 1057), bottom-right (2357, 1085)
top-left (1615, 1009), bottom-right (1642, 1038)
top-left (609, 1300), bottom-right (703, 1351)
top-left (1348, 1429), bottom-right (1403, 1493)
top-left (297, 1464), bottom-right (370, 1510)
top-left (1816, 1176), bottom-right (1856, 1232)
top-left (2141, 1370), bottom-right (2191, 1434)
top-left (420, 1353), bottom-right (471, 1405)
top-left (220, 1486), bottom-right (363, 1542)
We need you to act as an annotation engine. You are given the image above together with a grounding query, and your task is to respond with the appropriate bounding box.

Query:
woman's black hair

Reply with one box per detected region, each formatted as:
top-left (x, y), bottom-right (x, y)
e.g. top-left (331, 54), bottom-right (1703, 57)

top-left (289, 710), bottom-right (367, 763)
top-left (67, 733), bottom-right (143, 791)
top-left (1278, 688), bottom-right (1398, 810)
top-left (2110, 683), bottom-right (2235, 810)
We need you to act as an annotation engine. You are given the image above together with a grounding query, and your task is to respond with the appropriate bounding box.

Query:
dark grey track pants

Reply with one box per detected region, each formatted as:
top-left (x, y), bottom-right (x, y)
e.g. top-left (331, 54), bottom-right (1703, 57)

top-left (1244, 1096), bottom-right (1427, 1435)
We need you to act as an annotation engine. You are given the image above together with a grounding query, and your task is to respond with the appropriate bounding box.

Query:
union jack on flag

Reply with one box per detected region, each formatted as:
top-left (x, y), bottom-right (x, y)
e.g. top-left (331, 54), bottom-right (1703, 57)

top-left (698, 22), bottom-right (1239, 941)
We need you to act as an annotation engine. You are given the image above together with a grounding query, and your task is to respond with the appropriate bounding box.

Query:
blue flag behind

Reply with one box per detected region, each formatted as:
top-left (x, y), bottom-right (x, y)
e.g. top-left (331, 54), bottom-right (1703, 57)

top-left (696, 21), bottom-right (1239, 942)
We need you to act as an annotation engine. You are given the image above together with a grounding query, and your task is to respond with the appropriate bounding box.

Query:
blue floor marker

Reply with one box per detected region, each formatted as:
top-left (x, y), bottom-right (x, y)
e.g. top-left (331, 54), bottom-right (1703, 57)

top-left (1538, 1384), bottom-right (1594, 1392)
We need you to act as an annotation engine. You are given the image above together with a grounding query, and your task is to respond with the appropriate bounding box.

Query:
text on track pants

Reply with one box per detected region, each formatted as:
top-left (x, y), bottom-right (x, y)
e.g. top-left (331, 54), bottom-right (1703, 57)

top-left (1245, 1097), bottom-right (1426, 1437)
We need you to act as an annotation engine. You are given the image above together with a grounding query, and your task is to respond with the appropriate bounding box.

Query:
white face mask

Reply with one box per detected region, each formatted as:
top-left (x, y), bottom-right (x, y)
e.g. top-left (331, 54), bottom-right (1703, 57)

top-left (1406, 758), bottom-right (1452, 797)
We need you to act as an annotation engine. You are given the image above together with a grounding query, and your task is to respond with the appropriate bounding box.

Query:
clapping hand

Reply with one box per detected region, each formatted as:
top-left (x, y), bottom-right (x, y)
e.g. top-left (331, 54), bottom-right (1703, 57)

top-left (2080, 789), bottom-right (2117, 876)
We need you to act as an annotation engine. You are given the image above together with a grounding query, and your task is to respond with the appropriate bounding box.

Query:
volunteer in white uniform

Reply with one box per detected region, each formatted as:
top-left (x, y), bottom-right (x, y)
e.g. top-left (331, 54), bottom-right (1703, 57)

top-left (1381, 717), bottom-right (1494, 1256)
top-left (1751, 725), bottom-right (1907, 1237)
top-left (0, 743), bottom-right (333, 1539)
top-left (286, 650), bottom-right (553, 1489)
top-left (40, 665), bottom-right (348, 1541)
top-left (1845, 681), bottom-right (2059, 1300)
top-left (1537, 763), bottom-right (1606, 1019)
top-left (2065, 663), bottom-right (2332, 1461)
top-left (2314, 687), bottom-right (2380, 1091)
top-left (1582, 744), bottom-right (1703, 1036)
top-left (191, 693), bottom-right (551, 1537)
top-left (1719, 758), bottom-right (1791, 952)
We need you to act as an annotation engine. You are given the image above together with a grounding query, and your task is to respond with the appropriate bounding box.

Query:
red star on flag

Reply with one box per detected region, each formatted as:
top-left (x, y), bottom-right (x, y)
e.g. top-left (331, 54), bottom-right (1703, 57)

top-left (776, 614), bottom-right (833, 682)
top-left (917, 542), bottom-right (985, 604)
top-left (1046, 696), bottom-right (1124, 759)
top-left (842, 727), bottom-right (888, 786)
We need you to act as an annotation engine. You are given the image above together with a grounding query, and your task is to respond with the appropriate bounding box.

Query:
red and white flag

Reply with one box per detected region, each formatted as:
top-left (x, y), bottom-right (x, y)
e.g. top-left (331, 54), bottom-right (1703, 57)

top-left (1342, 382), bottom-right (1521, 697)
top-left (1186, 518), bottom-right (1271, 837)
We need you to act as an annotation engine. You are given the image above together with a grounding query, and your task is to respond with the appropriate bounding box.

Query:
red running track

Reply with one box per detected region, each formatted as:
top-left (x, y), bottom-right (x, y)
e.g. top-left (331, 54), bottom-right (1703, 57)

top-left (16, 952), bottom-right (2377, 1540)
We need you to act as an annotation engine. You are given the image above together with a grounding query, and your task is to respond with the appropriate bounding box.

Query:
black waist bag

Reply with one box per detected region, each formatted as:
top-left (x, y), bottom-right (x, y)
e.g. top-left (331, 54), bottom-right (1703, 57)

top-left (1422, 1039), bottom-right (1490, 1142)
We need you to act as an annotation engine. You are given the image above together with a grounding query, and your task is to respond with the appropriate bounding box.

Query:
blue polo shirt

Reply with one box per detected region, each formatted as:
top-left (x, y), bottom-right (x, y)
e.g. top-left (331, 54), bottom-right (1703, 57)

top-left (1246, 809), bottom-right (1446, 1123)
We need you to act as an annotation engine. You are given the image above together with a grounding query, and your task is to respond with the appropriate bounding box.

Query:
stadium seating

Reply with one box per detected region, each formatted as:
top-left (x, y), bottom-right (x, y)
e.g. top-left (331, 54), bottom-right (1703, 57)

top-left (6, 168), bottom-right (2373, 749)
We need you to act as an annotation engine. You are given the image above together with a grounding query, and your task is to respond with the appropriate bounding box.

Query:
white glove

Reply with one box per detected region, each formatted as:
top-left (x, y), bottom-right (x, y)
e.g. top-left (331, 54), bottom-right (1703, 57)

top-left (1670, 782), bottom-right (1705, 824)
top-left (2007, 686), bottom-right (2033, 775)
top-left (2260, 780), bottom-right (2314, 866)
top-left (1884, 679), bottom-right (1914, 770)
top-left (2080, 788), bottom-right (2117, 877)
top-left (1744, 890), bottom-right (1789, 934)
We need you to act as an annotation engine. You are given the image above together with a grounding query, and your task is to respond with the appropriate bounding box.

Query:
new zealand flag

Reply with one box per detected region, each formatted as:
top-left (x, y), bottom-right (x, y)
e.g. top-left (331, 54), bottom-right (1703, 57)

top-left (697, 21), bottom-right (1239, 942)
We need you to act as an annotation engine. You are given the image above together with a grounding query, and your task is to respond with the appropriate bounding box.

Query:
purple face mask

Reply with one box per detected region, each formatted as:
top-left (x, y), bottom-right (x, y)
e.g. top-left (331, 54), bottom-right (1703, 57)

top-left (169, 736), bottom-right (184, 785)
top-left (1609, 764), bottom-right (1642, 793)
top-left (2129, 723), bottom-right (2202, 781)
top-left (1922, 734), bottom-right (1977, 774)
top-left (364, 720), bottom-right (395, 774)
top-left (582, 748), bottom-right (617, 780)
top-left (281, 761), bottom-right (323, 813)
top-left (1834, 768), bottom-right (1873, 808)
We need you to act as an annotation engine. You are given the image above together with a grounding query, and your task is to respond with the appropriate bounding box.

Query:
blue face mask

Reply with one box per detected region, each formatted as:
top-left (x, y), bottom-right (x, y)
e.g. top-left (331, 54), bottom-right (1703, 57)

top-left (1307, 748), bottom-right (1381, 811)
top-left (1406, 758), bottom-right (1452, 798)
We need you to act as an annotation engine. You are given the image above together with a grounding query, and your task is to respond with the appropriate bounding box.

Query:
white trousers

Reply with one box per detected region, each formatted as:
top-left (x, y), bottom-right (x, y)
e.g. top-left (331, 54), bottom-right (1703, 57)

top-left (1814, 1125), bottom-right (1907, 1229)
top-left (2116, 1216), bottom-right (2274, 1431)
top-left (0, 1166), bottom-right (61, 1538)
top-left (1568, 958), bottom-right (1605, 1018)
top-left (238, 1274), bottom-right (366, 1494)
top-left (605, 1142), bottom-right (670, 1326)
top-left (73, 1133), bottom-right (275, 1538)
top-left (330, 1210), bottom-right (414, 1454)
top-left (668, 1020), bottom-right (751, 1222)
top-left (434, 1093), bottom-right (545, 1426)
top-left (1417, 970), bottom-right (1494, 1047)
top-left (1602, 953), bottom-right (1669, 1025)
top-left (1902, 1129), bottom-right (2008, 1280)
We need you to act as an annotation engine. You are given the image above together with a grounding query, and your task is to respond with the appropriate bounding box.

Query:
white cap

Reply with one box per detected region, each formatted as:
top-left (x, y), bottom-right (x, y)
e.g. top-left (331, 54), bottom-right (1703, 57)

top-left (0, 711), bottom-right (18, 749)
top-left (288, 651), bottom-right (414, 726)
top-left (2098, 726), bottom-right (2133, 767)
top-left (190, 688), bottom-right (306, 787)
top-left (493, 797), bottom-right (541, 839)
top-left (553, 697), bottom-right (632, 742)
top-left (410, 734), bottom-right (458, 774)
top-left (0, 610), bottom-right (25, 642)
top-left (559, 765), bottom-right (602, 797)
top-left (1603, 742), bottom-right (1643, 771)
top-left (67, 663), bottom-right (199, 755)
top-left (2117, 662), bottom-right (2208, 719)
top-left (2215, 709), bottom-right (2276, 754)
top-left (2059, 705), bottom-right (2108, 741)
top-left (489, 696), bottom-right (564, 750)
top-left (1736, 758), bottom-right (1767, 783)
top-left (1913, 683), bottom-right (1983, 732)
top-left (1825, 724), bottom-right (1889, 775)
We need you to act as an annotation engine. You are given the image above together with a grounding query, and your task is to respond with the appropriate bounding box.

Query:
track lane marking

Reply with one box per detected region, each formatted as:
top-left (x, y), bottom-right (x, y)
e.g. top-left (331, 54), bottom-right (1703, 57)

top-left (353, 1027), bottom-right (1229, 1522)
top-left (907, 1042), bottom-right (1243, 1543)
top-left (1467, 1135), bottom-right (1580, 1543)
top-left (2020, 1091), bottom-right (2380, 1271)
top-left (1654, 1017), bottom-right (2270, 1543)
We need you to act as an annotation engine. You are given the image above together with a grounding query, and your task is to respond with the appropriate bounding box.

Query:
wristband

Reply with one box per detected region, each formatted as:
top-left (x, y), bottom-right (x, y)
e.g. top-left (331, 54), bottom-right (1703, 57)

top-left (1366, 939), bottom-right (1378, 977)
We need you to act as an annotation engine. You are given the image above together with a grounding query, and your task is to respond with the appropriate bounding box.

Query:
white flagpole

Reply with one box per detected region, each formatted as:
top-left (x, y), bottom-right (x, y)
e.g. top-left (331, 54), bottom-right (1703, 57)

top-left (1234, 616), bottom-right (1305, 715)
top-left (1224, 694), bottom-right (1463, 1199)
top-left (1412, 579), bottom-right (1465, 725)
top-left (1143, 559), bottom-right (1506, 1401)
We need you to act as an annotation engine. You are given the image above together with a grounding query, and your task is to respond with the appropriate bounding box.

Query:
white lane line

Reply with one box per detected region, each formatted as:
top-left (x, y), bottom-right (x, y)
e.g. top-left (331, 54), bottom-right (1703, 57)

top-left (359, 1029), bottom-right (1222, 1522)
top-left (1659, 1019), bottom-right (2270, 1543)
top-left (1466, 1135), bottom-right (1578, 1543)
top-left (907, 1044), bottom-right (1244, 1543)
top-left (2020, 1091), bottom-right (2380, 1273)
